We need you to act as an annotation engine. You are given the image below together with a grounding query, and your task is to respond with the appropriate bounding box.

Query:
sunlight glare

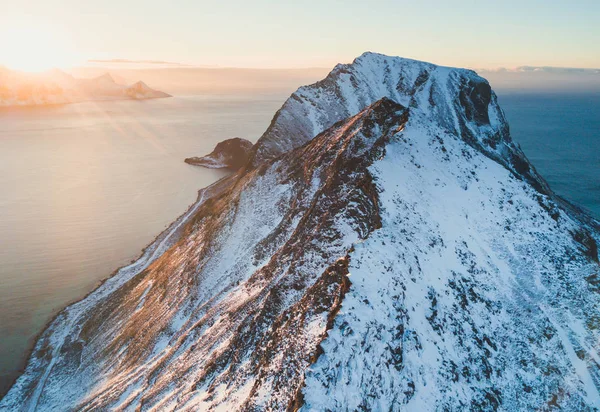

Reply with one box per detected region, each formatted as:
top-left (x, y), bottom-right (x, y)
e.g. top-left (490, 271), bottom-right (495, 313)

top-left (0, 22), bottom-right (81, 72)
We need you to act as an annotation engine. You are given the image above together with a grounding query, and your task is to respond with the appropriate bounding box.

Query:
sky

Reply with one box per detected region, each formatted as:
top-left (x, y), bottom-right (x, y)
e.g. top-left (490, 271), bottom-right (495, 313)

top-left (0, 0), bottom-right (599, 71)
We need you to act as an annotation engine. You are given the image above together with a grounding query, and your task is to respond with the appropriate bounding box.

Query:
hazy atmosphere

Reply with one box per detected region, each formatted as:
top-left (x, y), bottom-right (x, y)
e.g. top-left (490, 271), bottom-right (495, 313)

top-left (1, 0), bottom-right (599, 70)
top-left (0, 1), bottom-right (599, 410)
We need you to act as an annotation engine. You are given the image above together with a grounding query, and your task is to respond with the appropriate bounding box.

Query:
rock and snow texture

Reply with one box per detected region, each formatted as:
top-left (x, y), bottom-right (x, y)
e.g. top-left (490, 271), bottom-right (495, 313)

top-left (302, 109), bottom-right (600, 411)
top-left (185, 138), bottom-right (254, 170)
top-left (249, 53), bottom-right (550, 196)
top-left (2, 53), bottom-right (600, 411)
top-left (0, 68), bottom-right (170, 107)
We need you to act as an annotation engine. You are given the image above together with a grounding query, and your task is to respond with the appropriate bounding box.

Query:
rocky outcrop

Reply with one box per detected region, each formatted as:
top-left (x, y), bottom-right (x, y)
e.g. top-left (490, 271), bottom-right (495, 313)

top-left (185, 137), bottom-right (253, 169)
top-left (3, 53), bottom-right (600, 411)
top-left (123, 81), bottom-right (171, 100)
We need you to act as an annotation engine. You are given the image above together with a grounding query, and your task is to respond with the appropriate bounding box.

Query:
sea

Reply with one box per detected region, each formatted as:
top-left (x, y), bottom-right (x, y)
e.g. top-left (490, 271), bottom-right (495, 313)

top-left (0, 91), bottom-right (598, 397)
top-left (0, 94), bottom-right (284, 396)
top-left (498, 92), bottom-right (600, 218)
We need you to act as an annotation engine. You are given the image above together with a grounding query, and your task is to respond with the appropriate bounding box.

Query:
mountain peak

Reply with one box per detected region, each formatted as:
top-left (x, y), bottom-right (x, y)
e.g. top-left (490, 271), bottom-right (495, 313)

top-left (94, 72), bottom-right (116, 83)
top-left (352, 50), bottom-right (432, 67)
top-left (249, 53), bottom-right (553, 197)
top-left (124, 80), bottom-right (171, 98)
top-left (131, 80), bottom-right (148, 88)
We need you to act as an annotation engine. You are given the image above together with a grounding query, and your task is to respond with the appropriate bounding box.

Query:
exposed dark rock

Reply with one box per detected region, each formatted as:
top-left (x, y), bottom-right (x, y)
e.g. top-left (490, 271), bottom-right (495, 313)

top-left (185, 137), bottom-right (253, 170)
top-left (572, 228), bottom-right (599, 262)
top-left (458, 76), bottom-right (492, 125)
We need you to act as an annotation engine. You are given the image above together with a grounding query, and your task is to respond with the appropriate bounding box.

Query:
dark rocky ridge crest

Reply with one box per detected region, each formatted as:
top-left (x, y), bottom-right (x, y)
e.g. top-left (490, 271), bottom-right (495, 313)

top-left (185, 137), bottom-right (253, 170)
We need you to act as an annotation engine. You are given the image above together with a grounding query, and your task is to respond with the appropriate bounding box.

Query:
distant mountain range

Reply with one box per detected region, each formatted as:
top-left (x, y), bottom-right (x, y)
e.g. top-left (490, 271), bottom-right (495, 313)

top-left (478, 66), bottom-right (600, 74)
top-left (0, 67), bottom-right (170, 107)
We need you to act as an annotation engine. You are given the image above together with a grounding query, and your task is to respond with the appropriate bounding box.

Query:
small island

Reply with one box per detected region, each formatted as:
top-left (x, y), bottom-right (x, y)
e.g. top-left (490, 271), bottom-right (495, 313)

top-left (185, 137), bottom-right (253, 170)
top-left (0, 68), bottom-right (170, 107)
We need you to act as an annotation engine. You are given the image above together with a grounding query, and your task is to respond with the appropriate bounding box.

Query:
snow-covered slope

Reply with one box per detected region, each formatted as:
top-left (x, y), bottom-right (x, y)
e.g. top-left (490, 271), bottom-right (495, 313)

top-left (2, 54), bottom-right (599, 411)
top-left (0, 68), bottom-right (170, 107)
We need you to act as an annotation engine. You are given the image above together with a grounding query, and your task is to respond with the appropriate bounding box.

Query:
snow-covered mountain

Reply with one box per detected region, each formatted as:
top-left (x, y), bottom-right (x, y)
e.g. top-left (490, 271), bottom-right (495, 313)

top-left (0, 68), bottom-right (170, 107)
top-left (2, 53), bottom-right (599, 411)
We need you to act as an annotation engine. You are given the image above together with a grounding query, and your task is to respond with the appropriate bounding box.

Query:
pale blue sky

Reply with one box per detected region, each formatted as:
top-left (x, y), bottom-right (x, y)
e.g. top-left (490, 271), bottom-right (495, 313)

top-left (1, 0), bottom-right (599, 69)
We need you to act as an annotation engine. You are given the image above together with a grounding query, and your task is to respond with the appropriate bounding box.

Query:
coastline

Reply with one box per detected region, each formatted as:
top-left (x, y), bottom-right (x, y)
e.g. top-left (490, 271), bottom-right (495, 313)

top-left (0, 171), bottom-right (235, 401)
top-left (0, 94), bottom-right (171, 110)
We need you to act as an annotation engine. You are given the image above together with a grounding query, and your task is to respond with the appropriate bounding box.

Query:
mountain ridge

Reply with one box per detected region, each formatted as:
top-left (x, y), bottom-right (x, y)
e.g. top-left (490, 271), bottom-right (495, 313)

top-left (1, 53), bottom-right (599, 411)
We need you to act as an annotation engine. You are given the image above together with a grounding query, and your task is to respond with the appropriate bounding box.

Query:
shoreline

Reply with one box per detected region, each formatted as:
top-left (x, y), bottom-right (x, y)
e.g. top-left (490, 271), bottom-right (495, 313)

top-left (0, 94), bottom-right (171, 111)
top-left (0, 172), bottom-right (235, 401)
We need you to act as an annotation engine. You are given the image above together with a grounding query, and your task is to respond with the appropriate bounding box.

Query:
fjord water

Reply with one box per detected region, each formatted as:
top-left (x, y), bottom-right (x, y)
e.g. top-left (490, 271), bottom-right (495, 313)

top-left (0, 90), bottom-right (598, 399)
top-left (499, 92), bottom-right (600, 218)
top-left (0, 95), bottom-right (285, 395)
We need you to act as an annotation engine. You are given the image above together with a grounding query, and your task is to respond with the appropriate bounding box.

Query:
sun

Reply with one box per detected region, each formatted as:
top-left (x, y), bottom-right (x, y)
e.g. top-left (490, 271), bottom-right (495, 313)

top-left (0, 22), bottom-right (81, 72)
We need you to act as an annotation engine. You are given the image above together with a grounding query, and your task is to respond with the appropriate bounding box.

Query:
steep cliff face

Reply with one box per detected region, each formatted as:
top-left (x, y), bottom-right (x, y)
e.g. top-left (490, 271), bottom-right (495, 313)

top-left (2, 54), bottom-right (599, 411)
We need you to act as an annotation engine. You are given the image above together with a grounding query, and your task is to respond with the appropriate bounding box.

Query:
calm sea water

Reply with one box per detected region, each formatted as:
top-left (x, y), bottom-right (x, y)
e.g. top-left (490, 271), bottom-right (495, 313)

top-left (499, 93), bottom-right (600, 218)
top-left (0, 91), bottom-right (598, 398)
top-left (0, 95), bottom-right (286, 396)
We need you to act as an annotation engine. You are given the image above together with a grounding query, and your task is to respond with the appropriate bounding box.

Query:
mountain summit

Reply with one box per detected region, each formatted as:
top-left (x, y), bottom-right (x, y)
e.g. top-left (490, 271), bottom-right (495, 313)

top-left (2, 53), bottom-right (599, 411)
